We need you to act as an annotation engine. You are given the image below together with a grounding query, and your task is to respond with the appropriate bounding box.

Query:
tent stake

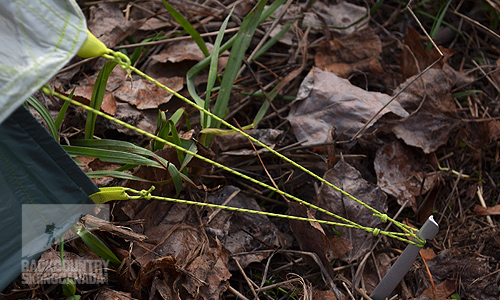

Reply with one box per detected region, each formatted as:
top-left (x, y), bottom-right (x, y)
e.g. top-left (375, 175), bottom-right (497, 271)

top-left (370, 216), bottom-right (439, 300)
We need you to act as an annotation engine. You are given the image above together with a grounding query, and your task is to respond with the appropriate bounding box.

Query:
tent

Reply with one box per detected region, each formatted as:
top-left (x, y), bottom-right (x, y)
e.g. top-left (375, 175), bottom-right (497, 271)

top-left (0, 0), bottom-right (104, 291)
top-left (0, 1), bottom-right (438, 298)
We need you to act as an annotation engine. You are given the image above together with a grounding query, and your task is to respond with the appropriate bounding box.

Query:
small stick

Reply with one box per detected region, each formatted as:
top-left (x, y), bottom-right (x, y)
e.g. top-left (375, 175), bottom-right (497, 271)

top-left (477, 185), bottom-right (494, 227)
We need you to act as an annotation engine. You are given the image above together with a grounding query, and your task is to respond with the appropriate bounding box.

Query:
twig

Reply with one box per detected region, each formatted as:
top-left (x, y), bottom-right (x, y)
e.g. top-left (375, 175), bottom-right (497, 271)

top-left (452, 10), bottom-right (500, 41)
top-left (477, 185), bottom-right (494, 227)
top-left (206, 189), bottom-right (240, 224)
top-left (351, 3), bottom-right (444, 141)
top-left (114, 27), bottom-right (240, 49)
top-left (228, 285), bottom-right (250, 300)
top-left (471, 60), bottom-right (500, 95)
top-left (234, 258), bottom-right (261, 300)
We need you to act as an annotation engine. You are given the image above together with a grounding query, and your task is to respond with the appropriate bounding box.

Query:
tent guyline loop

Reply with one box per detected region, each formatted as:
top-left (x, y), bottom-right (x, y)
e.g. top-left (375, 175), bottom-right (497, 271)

top-left (43, 87), bottom-right (424, 247)
top-left (41, 48), bottom-right (425, 247)
top-left (90, 186), bottom-right (421, 245)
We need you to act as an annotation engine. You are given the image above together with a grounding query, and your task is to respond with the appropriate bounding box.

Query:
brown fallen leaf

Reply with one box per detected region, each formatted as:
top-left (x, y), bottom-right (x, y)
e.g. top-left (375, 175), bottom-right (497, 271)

top-left (135, 256), bottom-right (177, 291)
top-left (113, 76), bottom-right (183, 110)
top-left (391, 69), bottom-right (460, 153)
top-left (87, 3), bottom-right (141, 48)
top-left (417, 278), bottom-right (457, 300)
top-left (96, 288), bottom-right (138, 300)
top-left (132, 220), bottom-right (231, 300)
top-left (182, 238), bottom-right (231, 300)
top-left (146, 40), bottom-right (228, 80)
top-left (288, 67), bottom-right (408, 145)
top-left (312, 288), bottom-right (341, 300)
top-left (426, 248), bottom-right (499, 300)
top-left (398, 27), bottom-right (453, 79)
top-left (71, 85), bottom-right (117, 115)
top-left (464, 120), bottom-right (500, 150)
top-left (420, 247), bottom-right (437, 261)
top-left (315, 160), bottom-right (388, 261)
top-left (289, 201), bottom-right (352, 279)
top-left (215, 129), bottom-right (283, 152)
top-left (22, 248), bottom-right (107, 285)
top-left (474, 204), bottom-right (500, 215)
top-left (374, 141), bottom-right (439, 211)
top-left (303, 1), bottom-right (369, 35)
top-left (315, 28), bottom-right (383, 78)
top-left (205, 186), bottom-right (284, 269)
top-left (492, 57), bottom-right (500, 84)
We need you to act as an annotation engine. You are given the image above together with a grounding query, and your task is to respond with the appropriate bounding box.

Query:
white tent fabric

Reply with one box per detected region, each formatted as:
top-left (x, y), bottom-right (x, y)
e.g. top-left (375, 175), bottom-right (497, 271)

top-left (0, 0), bottom-right (88, 124)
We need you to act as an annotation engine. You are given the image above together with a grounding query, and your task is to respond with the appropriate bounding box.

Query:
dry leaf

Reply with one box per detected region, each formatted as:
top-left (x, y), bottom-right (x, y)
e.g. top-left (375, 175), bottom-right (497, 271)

top-left (392, 69), bottom-right (460, 153)
top-left (315, 160), bottom-right (388, 261)
top-left (465, 120), bottom-right (500, 149)
top-left (315, 29), bottom-right (383, 78)
top-left (72, 85), bottom-right (117, 115)
top-left (132, 220), bottom-right (231, 300)
top-left (205, 186), bottom-right (284, 269)
top-left (22, 248), bottom-right (108, 284)
top-left (182, 239), bottom-right (231, 300)
top-left (146, 40), bottom-right (228, 80)
top-left (114, 76), bottom-right (183, 110)
top-left (420, 248), bottom-right (437, 261)
top-left (304, 1), bottom-right (369, 35)
top-left (96, 288), bottom-right (138, 300)
top-left (374, 141), bottom-right (439, 210)
top-left (289, 201), bottom-right (352, 279)
top-left (87, 3), bottom-right (141, 48)
top-left (426, 248), bottom-right (499, 300)
top-left (312, 288), bottom-right (341, 300)
top-left (216, 129), bottom-right (282, 152)
top-left (399, 27), bottom-right (452, 79)
top-left (151, 40), bottom-right (212, 64)
top-left (135, 256), bottom-right (177, 291)
top-left (474, 204), bottom-right (500, 215)
top-left (417, 278), bottom-right (457, 300)
top-left (288, 67), bottom-right (408, 145)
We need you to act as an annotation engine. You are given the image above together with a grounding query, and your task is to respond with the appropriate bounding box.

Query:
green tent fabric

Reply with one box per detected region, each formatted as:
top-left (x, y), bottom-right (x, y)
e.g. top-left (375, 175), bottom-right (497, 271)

top-left (0, 0), bottom-right (99, 291)
top-left (0, 0), bottom-right (88, 124)
top-left (0, 107), bottom-right (99, 290)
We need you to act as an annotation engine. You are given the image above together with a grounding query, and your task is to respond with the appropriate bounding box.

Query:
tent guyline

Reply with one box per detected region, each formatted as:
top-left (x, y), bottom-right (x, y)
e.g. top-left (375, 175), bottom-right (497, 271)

top-left (42, 49), bottom-right (424, 247)
top-left (90, 186), bottom-right (415, 242)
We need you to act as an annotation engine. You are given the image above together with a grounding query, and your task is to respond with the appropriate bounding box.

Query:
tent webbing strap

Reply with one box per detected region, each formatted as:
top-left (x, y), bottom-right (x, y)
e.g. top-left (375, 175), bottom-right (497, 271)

top-left (43, 48), bottom-right (425, 247)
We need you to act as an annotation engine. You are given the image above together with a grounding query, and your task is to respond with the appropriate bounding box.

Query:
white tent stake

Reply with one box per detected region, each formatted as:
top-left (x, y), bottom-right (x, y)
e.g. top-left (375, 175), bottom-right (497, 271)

top-left (370, 216), bottom-right (439, 300)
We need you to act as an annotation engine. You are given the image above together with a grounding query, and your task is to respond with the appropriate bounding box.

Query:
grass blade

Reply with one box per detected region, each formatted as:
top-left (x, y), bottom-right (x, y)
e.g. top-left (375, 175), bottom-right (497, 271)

top-left (202, 7), bottom-right (234, 128)
top-left (72, 225), bottom-right (121, 266)
top-left (71, 139), bottom-right (158, 158)
top-left (54, 88), bottom-right (74, 133)
top-left (26, 96), bottom-right (58, 140)
top-left (211, 0), bottom-right (268, 129)
top-left (162, 0), bottom-right (210, 57)
top-left (63, 145), bottom-right (163, 168)
top-left (186, 0), bottom-right (281, 118)
top-left (85, 61), bottom-right (118, 139)
top-left (426, 0), bottom-right (452, 49)
top-left (86, 170), bottom-right (172, 184)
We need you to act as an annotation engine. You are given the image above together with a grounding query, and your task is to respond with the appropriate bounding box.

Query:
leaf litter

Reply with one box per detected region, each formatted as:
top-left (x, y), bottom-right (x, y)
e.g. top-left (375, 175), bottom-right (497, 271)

top-left (16, 1), bottom-right (500, 300)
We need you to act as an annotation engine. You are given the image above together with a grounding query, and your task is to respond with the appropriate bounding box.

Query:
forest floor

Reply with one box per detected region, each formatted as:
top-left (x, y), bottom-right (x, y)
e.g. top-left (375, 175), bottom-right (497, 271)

top-left (4, 0), bottom-right (500, 299)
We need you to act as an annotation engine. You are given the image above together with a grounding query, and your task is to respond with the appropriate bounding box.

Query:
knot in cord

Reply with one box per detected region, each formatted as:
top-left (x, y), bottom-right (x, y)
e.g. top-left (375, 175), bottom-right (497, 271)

top-left (375, 213), bottom-right (388, 223)
top-left (103, 50), bottom-right (131, 71)
top-left (372, 228), bottom-right (381, 237)
top-left (139, 186), bottom-right (155, 200)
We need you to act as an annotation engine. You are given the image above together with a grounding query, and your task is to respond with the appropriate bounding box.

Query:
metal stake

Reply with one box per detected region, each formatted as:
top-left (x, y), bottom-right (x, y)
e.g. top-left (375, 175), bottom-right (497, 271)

top-left (370, 216), bottom-right (439, 300)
